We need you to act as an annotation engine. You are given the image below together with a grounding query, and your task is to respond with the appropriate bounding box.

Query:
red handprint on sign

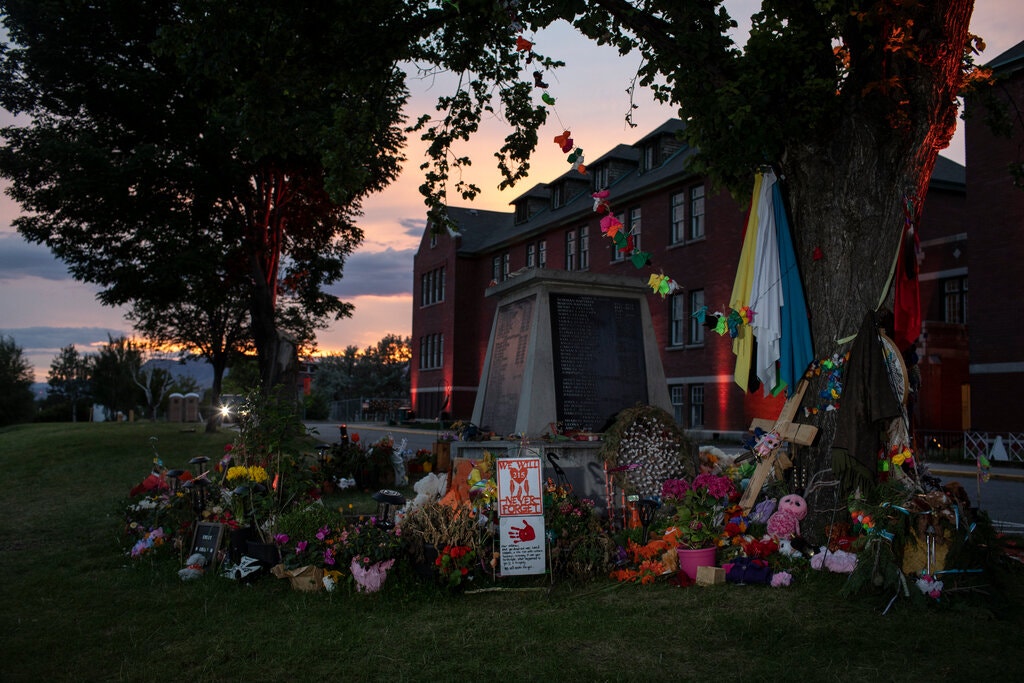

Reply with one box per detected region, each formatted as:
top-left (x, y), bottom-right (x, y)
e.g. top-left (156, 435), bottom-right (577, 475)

top-left (508, 519), bottom-right (535, 544)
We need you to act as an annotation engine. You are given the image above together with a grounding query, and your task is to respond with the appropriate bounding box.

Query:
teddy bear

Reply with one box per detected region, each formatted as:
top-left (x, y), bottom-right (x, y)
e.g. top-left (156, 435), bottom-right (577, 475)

top-left (766, 493), bottom-right (808, 540)
top-left (406, 472), bottom-right (448, 511)
top-left (178, 553), bottom-right (207, 581)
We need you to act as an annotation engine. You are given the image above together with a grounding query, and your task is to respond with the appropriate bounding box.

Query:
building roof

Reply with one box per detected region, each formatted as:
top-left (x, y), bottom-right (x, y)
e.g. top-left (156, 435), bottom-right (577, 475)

top-left (447, 206), bottom-right (514, 253)
top-left (930, 155), bottom-right (966, 189)
top-left (451, 119), bottom-right (695, 254)
top-left (986, 39), bottom-right (1024, 73)
top-left (445, 117), bottom-right (962, 254)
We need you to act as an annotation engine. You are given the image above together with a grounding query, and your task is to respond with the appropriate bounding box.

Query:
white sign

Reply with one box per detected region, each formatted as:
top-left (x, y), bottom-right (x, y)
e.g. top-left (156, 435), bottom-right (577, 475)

top-left (499, 515), bottom-right (546, 576)
top-left (497, 456), bottom-right (545, 575)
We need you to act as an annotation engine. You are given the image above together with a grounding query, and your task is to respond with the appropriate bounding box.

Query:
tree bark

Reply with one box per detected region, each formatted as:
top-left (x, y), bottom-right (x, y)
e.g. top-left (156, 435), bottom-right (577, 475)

top-left (778, 1), bottom-right (974, 530)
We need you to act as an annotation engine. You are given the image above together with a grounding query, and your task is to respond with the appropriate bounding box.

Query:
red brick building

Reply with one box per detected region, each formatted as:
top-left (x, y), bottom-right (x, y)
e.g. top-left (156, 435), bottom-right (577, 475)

top-left (411, 119), bottom-right (969, 437)
top-left (964, 40), bottom-right (1024, 433)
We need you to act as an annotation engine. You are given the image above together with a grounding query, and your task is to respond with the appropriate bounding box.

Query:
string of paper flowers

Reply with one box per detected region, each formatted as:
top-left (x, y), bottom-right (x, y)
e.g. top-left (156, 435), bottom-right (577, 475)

top-left (502, 0), bottom-right (682, 298)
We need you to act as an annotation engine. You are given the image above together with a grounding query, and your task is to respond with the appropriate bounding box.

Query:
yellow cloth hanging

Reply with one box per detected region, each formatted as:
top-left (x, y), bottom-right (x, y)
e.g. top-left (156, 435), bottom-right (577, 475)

top-left (730, 173), bottom-right (763, 391)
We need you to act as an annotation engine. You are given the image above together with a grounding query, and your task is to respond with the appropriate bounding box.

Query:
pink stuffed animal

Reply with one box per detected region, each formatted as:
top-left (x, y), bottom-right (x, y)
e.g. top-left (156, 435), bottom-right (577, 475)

top-left (766, 494), bottom-right (808, 539)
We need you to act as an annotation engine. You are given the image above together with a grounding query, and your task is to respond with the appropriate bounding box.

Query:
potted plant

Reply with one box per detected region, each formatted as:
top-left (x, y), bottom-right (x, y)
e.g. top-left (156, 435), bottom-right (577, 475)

top-left (343, 518), bottom-right (402, 592)
top-left (660, 473), bottom-right (738, 579)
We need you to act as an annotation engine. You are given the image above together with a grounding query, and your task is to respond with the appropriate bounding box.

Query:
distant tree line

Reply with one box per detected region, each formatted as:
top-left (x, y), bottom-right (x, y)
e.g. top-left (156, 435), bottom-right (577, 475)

top-left (310, 334), bottom-right (411, 417)
top-left (0, 332), bottom-right (410, 426)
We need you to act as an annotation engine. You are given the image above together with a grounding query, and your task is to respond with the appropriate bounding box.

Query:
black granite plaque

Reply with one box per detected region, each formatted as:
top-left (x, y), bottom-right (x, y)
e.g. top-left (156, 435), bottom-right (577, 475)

top-left (478, 296), bottom-right (536, 433)
top-left (549, 293), bottom-right (648, 432)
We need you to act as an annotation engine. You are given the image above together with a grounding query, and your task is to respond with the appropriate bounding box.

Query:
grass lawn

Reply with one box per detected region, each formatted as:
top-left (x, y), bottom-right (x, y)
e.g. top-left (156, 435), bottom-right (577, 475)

top-left (1, 421), bottom-right (1022, 682)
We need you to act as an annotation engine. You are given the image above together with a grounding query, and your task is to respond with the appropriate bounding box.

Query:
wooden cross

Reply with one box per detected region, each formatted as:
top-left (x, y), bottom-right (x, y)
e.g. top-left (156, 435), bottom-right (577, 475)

top-left (738, 380), bottom-right (818, 514)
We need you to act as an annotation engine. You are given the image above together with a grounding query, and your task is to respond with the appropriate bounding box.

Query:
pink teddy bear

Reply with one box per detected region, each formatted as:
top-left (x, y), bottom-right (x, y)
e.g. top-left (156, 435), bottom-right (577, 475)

top-left (766, 494), bottom-right (808, 540)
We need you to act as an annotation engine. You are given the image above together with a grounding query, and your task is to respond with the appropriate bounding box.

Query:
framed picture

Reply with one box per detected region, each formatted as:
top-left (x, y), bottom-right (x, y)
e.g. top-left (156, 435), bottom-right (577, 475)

top-left (189, 522), bottom-right (225, 569)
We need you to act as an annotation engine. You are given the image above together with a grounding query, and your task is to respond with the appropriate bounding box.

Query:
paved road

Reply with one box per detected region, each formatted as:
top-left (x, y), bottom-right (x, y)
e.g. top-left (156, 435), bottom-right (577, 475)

top-left (304, 421), bottom-right (441, 454)
top-left (926, 461), bottom-right (1024, 529)
top-left (306, 421), bottom-right (1024, 529)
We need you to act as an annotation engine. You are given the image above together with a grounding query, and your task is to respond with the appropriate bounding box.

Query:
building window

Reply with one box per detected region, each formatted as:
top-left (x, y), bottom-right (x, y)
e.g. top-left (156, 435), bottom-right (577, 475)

top-left (688, 289), bottom-right (705, 345)
top-left (689, 184), bottom-right (705, 240)
top-left (943, 277), bottom-right (967, 324)
top-left (579, 226), bottom-right (589, 270)
top-left (643, 144), bottom-right (656, 172)
top-left (689, 384), bottom-right (704, 428)
top-left (593, 165), bottom-right (609, 190)
top-left (419, 333), bottom-right (444, 370)
top-left (670, 385), bottom-right (685, 424)
top-left (420, 266), bottom-right (445, 307)
top-left (670, 192), bottom-right (686, 245)
top-left (538, 240), bottom-right (547, 268)
top-left (669, 294), bottom-right (685, 347)
top-left (429, 231), bottom-right (437, 248)
top-left (566, 229), bottom-right (577, 271)
top-left (491, 253), bottom-right (510, 283)
top-left (630, 207), bottom-right (642, 252)
top-left (515, 202), bottom-right (528, 224)
top-left (526, 243), bottom-right (536, 268)
top-left (552, 183), bottom-right (565, 209)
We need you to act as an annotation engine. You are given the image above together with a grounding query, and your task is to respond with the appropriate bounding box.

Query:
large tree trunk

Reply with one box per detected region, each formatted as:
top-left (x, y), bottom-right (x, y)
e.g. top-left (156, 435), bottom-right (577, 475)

top-left (779, 1), bottom-right (973, 534)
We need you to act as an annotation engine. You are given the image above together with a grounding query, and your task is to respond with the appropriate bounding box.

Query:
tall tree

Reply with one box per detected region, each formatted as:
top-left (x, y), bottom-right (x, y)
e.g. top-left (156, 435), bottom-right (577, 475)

top-left (0, 0), bottom-right (409, 392)
top-left (125, 262), bottom-right (251, 431)
top-left (0, 335), bottom-right (35, 426)
top-left (133, 362), bottom-right (172, 422)
top-left (91, 335), bottom-right (143, 420)
top-left (46, 345), bottom-right (92, 423)
top-left (359, 334), bottom-right (413, 399)
top-left (416, 0), bottom-right (983, 521)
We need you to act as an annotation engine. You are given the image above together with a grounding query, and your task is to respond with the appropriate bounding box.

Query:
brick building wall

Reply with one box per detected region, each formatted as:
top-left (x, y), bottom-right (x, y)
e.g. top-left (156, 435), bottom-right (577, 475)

top-left (965, 41), bottom-right (1024, 432)
top-left (411, 118), bottom-right (969, 436)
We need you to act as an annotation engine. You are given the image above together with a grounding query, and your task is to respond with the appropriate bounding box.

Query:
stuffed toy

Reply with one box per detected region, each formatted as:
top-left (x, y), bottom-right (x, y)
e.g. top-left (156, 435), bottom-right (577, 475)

top-left (811, 547), bottom-right (858, 573)
top-left (178, 553), bottom-right (207, 581)
top-left (407, 472), bottom-right (448, 511)
top-left (766, 493), bottom-right (808, 540)
top-left (698, 445), bottom-right (734, 475)
top-left (725, 557), bottom-right (773, 585)
top-left (750, 498), bottom-right (777, 524)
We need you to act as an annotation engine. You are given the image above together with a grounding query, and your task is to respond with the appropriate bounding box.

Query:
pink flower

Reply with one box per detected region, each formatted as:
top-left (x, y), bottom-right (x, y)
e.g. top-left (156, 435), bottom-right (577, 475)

top-left (274, 533), bottom-right (289, 546)
top-left (296, 540), bottom-right (308, 553)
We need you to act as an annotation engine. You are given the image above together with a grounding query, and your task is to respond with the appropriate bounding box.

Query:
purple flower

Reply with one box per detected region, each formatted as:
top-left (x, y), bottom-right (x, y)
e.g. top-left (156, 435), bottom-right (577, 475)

top-left (296, 540), bottom-right (308, 553)
top-left (273, 533), bottom-right (289, 546)
top-left (324, 548), bottom-right (335, 566)
top-left (316, 525), bottom-right (330, 541)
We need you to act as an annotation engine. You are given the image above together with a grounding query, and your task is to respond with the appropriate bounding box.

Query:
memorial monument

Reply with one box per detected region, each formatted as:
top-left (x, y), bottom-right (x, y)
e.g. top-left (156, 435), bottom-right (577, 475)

top-left (471, 269), bottom-right (673, 438)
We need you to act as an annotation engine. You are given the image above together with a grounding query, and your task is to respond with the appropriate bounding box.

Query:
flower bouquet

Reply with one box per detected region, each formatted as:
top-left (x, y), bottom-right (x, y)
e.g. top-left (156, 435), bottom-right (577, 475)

top-left (343, 519), bottom-right (402, 592)
top-left (661, 473), bottom-right (737, 550)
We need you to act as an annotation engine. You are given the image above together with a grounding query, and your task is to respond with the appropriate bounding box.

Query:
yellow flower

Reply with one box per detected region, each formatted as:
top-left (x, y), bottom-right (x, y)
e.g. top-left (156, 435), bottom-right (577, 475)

top-left (226, 465), bottom-right (269, 483)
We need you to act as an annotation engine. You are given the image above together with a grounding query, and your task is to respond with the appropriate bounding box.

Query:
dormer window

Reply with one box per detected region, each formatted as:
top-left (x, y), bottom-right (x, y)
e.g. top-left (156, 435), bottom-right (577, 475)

top-left (552, 183), bottom-right (565, 209)
top-left (642, 144), bottom-right (657, 172)
top-left (592, 165), bottom-right (609, 190)
top-left (515, 202), bottom-right (529, 224)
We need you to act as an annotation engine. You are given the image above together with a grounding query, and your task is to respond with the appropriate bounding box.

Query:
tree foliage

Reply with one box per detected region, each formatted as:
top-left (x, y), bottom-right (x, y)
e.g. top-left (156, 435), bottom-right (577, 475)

top-left (0, 0), bottom-right (415, 391)
top-left (0, 335), bottom-right (35, 426)
top-left (46, 345), bottom-right (93, 423)
top-left (315, 334), bottom-right (412, 402)
top-left (91, 335), bottom-right (144, 419)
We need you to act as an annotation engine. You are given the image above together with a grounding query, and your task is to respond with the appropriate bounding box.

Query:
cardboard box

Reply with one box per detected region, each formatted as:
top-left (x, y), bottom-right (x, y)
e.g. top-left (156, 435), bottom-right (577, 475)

top-left (696, 566), bottom-right (726, 586)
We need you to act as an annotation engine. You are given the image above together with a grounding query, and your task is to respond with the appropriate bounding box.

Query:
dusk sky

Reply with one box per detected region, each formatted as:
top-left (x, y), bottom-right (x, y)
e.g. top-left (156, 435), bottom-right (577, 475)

top-left (2, 2), bottom-right (1020, 383)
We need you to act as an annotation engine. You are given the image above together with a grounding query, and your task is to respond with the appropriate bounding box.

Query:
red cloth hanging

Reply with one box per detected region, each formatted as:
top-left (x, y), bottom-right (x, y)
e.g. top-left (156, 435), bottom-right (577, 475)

top-left (893, 216), bottom-right (921, 351)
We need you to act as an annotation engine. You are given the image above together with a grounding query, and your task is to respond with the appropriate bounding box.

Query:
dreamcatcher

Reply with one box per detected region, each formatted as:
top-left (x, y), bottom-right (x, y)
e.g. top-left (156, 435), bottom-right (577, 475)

top-left (880, 331), bottom-right (919, 487)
